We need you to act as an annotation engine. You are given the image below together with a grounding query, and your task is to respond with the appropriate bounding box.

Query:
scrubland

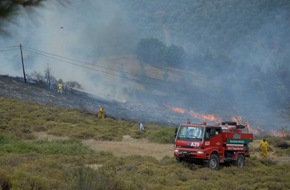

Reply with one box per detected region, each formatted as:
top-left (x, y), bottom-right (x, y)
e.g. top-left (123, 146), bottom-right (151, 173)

top-left (0, 97), bottom-right (290, 190)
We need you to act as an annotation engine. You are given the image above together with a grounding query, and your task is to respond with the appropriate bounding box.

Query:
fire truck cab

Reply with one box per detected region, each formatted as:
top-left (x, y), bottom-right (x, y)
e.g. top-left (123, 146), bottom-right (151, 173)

top-left (174, 121), bottom-right (253, 170)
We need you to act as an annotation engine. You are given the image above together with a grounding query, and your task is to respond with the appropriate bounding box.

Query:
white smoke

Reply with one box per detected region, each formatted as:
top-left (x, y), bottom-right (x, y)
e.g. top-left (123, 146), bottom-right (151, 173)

top-left (0, 0), bottom-right (139, 102)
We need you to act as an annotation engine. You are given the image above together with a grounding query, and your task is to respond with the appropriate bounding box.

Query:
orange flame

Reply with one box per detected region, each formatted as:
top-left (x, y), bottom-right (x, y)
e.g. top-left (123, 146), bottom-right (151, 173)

top-left (165, 105), bottom-right (285, 137)
top-left (164, 103), bottom-right (222, 122)
top-left (257, 126), bottom-right (285, 137)
top-left (232, 116), bottom-right (285, 137)
top-left (189, 110), bottom-right (222, 123)
top-left (172, 107), bottom-right (185, 114)
top-left (163, 103), bottom-right (185, 114)
top-left (232, 116), bottom-right (258, 134)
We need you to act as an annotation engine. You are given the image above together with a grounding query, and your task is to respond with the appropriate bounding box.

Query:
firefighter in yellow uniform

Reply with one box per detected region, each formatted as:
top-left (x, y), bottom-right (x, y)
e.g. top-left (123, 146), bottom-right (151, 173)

top-left (98, 107), bottom-right (105, 119)
top-left (260, 139), bottom-right (268, 158)
top-left (57, 83), bottom-right (63, 94)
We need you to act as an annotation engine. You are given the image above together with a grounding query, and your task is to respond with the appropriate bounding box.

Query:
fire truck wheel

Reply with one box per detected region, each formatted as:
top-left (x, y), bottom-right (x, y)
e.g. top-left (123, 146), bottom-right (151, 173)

top-left (234, 154), bottom-right (244, 167)
top-left (208, 154), bottom-right (219, 170)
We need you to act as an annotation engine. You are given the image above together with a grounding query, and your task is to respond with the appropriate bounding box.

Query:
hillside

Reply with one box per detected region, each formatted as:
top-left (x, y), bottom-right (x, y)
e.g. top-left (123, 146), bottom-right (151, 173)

top-left (1, 93), bottom-right (290, 189)
top-left (1, 0), bottom-right (290, 133)
top-left (0, 75), bottom-right (188, 126)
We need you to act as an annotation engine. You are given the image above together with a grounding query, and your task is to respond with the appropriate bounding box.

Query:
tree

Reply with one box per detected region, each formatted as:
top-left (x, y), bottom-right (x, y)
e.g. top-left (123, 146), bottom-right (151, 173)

top-left (27, 70), bottom-right (43, 83)
top-left (135, 37), bottom-right (167, 65)
top-left (44, 64), bottom-right (57, 88)
top-left (0, 0), bottom-right (42, 16)
top-left (66, 81), bottom-right (81, 89)
top-left (0, 0), bottom-right (67, 34)
top-left (0, 0), bottom-right (41, 33)
top-left (165, 44), bottom-right (185, 68)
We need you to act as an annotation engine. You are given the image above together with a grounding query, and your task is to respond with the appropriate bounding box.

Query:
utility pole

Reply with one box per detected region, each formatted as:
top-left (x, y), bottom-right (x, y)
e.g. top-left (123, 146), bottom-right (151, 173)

top-left (19, 44), bottom-right (27, 83)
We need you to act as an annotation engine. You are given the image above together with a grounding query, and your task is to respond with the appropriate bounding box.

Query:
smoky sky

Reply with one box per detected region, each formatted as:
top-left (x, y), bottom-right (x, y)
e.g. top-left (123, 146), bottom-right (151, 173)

top-left (0, 0), bottom-right (289, 131)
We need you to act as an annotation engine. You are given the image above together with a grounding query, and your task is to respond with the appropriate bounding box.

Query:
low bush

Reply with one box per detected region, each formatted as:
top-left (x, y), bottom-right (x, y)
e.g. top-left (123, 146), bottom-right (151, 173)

top-left (258, 158), bottom-right (277, 166)
top-left (0, 135), bottom-right (92, 155)
top-left (0, 171), bottom-right (12, 190)
top-left (65, 167), bottom-right (108, 190)
top-left (266, 137), bottom-right (290, 148)
top-left (274, 148), bottom-right (290, 157)
top-left (147, 127), bottom-right (175, 144)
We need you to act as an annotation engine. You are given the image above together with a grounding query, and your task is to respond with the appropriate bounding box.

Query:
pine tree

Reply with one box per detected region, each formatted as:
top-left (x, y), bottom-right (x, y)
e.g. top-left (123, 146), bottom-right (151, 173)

top-left (0, 0), bottom-right (43, 33)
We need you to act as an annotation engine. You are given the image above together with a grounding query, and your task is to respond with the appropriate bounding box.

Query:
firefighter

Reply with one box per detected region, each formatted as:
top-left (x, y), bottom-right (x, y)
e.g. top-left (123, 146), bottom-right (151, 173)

top-left (260, 138), bottom-right (268, 158)
top-left (57, 83), bottom-right (63, 94)
top-left (97, 107), bottom-right (105, 119)
top-left (139, 122), bottom-right (145, 131)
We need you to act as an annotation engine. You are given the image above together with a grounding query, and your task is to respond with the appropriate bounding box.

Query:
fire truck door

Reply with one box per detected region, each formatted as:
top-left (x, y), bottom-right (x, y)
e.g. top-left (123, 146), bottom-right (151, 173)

top-left (204, 128), bottom-right (222, 150)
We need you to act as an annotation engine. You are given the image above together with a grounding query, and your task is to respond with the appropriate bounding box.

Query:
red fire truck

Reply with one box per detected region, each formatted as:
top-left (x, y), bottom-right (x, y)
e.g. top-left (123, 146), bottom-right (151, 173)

top-left (174, 121), bottom-right (253, 170)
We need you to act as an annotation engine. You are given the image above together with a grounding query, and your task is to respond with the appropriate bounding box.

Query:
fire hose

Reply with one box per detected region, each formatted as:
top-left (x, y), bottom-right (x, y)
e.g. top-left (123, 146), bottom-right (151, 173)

top-left (249, 144), bottom-right (260, 153)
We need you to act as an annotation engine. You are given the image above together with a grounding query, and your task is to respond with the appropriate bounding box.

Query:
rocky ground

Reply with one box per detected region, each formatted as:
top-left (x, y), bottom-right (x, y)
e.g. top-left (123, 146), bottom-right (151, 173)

top-left (0, 75), bottom-right (187, 126)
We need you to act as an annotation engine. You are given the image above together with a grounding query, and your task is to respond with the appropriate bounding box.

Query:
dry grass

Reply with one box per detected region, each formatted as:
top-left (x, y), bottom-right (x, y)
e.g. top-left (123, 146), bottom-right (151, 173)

top-left (32, 132), bottom-right (69, 141)
top-left (82, 135), bottom-right (173, 160)
top-left (32, 132), bottom-right (290, 164)
top-left (1, 97), bottom-right (290, 189)
top-left (249, 139), bottom-right (290, 164)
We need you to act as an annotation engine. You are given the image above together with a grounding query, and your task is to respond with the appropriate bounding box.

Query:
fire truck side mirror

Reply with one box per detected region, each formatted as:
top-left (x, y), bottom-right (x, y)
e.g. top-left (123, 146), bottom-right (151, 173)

top-left (174, 127), bottom-right (178, 137)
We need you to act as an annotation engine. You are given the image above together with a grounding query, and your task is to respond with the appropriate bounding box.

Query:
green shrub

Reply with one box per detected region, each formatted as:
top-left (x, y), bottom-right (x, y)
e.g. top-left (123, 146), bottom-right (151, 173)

top-left (258, 158), bottom-right (277, 166)
top-left (274, 148), bottom-right (290, 157)
top-left (65, 167), bottom-right (108, 190)
top-left (0, 134), bottom-right (92, 155)
top-left (266, 137), bottom-right (289, 148)
top-left (147, 127), bottom-right (175, 144)
top-left (12, 170), bottom-right (50, 190)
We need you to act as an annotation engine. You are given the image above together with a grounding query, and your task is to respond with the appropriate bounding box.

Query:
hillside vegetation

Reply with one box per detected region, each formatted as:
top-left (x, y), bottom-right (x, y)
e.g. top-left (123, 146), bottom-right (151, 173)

top-left (1, 97), bottom-right (290, 189)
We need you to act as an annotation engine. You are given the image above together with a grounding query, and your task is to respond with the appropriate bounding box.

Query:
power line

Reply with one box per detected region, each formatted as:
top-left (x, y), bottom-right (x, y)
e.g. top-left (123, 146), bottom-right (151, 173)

top-left (22, 46), bottom-right (208, 86)
top-left (2, 45), bottom-right (200, 89)
top-left (23, 48), bottom-right (172, 88)
top-left (0, 45), bottom-right (18, 49)
top-left (0, 48), bottom-right (18, 52)
top-left (22, 46), bottom-right (172, 84)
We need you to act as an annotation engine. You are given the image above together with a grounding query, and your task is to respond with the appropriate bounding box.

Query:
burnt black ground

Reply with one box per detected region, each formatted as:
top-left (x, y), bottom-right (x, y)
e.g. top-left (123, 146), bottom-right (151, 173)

top-left (0, 75), bottom-right (186, 126)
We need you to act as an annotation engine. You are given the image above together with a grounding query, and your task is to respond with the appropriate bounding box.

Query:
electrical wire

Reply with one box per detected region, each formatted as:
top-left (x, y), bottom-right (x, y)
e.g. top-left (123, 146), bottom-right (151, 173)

top-left (1, 45), bottom-right (201, 89)
top-left (0, 47), bottom-right (18, 52)
top-left (0, 45), bottom-right (18, 49)
top-left (22, 46), bottom-right (174, 85)
top-left (24, 46), bottom-right (206, 83)
top-left (23, 48), bottom-right (173, 88)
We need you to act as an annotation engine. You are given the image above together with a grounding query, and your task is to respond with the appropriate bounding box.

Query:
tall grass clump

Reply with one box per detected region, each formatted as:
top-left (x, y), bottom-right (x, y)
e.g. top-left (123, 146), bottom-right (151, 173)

top-left (147, 127), bottom-right (175, 143)
top-left (65, 167), bottom-right (109, 190)
top-left (0, 134), bottom-right (92, 155)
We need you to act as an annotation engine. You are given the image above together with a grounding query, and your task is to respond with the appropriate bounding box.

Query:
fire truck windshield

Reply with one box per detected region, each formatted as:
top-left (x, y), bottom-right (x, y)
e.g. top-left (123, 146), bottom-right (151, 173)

top-left (177, 126), bottom-right (204, 140)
